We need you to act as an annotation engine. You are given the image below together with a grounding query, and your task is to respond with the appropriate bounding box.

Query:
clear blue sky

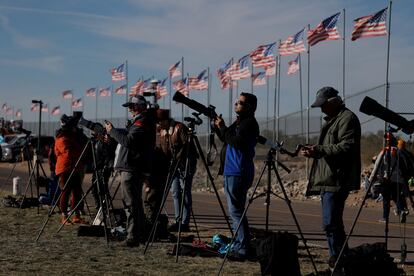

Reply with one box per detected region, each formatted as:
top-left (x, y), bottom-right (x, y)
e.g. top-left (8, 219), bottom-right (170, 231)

top-left (0, 0), bottom-right (412, 123)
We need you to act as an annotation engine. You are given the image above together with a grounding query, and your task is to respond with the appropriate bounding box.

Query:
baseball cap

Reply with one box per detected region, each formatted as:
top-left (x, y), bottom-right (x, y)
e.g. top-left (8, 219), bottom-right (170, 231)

top-left (311, 87), bottom-right (339, 108)
top-left (122, 95), bottom-right (147, 107)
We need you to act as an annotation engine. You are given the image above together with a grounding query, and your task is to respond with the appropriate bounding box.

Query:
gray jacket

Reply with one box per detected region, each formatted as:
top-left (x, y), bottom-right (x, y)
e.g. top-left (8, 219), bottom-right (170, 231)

top-left (306, 107), bottom-right (361, 195)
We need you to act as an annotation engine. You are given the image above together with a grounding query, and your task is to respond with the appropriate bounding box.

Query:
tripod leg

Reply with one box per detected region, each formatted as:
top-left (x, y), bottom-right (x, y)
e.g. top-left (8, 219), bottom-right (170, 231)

top-left (19, 165), bottom-right (37, 209)
top-left (190, 209), bottom-right (201, 242)
top-left (192, 136), bottom-right (233, 235)
top-left (272, 163), bottom-right (319, 275)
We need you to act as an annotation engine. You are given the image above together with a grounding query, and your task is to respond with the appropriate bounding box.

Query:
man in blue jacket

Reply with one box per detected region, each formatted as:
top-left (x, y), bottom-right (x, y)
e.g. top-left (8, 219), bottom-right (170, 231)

top-left (214, 92), bottom-right (259, 260)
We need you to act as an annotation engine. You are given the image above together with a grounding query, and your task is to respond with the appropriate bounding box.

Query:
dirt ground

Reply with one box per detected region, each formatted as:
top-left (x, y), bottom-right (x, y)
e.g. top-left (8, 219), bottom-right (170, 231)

top-left (0, 161), bottom-right (413, 275)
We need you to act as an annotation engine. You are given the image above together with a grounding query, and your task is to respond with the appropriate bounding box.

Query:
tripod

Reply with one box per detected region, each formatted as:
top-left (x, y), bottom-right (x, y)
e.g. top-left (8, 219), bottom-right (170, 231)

top-left (36, 137), bottom-right (112, 245)
top-left (218, 148), bottom-right (319, 275)
top-left (144, 115), bottom-right (233, 262)
top-left (331, 128), bottom-right (409, 274)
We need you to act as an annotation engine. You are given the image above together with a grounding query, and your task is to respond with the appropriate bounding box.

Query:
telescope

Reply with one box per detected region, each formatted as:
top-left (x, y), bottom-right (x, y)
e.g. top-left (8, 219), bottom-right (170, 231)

top-left (359, 96), bottom-right (414, 134)
top-left (32, 100), bottom-right (43, 104)
top-left (173, 91), bottom-right (217, 120)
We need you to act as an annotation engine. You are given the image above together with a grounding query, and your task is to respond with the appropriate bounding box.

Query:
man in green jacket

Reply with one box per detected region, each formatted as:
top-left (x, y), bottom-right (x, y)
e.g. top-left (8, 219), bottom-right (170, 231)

top-left (301, 86), bottom-right (361, 268)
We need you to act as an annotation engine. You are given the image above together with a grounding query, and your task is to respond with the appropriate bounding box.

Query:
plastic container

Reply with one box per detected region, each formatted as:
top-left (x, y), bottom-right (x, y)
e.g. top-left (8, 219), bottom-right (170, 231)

top-left (12, 176), bottom-right (21, 196)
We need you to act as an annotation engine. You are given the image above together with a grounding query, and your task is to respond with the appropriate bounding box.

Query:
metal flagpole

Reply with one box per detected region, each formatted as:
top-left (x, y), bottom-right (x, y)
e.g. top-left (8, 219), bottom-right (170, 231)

top-left (342, 9), bottom-right (346, 102)
top-left (169, 75), bottom-right (172, 114)
top-left (110, 85), bottom-right (113, 122)
top-left (125, 60), bottom-right (129, 121)
top-left (266, 76), bottom-right (269, 132)
top-left (229, 58), bottom-right (233, 125)
top-left (47, 104), bottom-right (51, 136)
top-left (306, 24), bottom-right (311, 175)
top-left (276, 41), bottom-right (281, 144)
top-left (206, 68), bottom-right (211, 189)
top-left (95, 87), bottom-right (98, 121)
top-left (273, 55), bottom-right (278, 142)
top-left (181, 57), bottom-right (184, 122)
top-left (298, 54), bottom-right (304, 142)
top-left (385, 1), bottom-right (392, 120)
top-left (250, 63), bottom-right (254, 94)
top-left (70, 96), bottom-right (73, 115)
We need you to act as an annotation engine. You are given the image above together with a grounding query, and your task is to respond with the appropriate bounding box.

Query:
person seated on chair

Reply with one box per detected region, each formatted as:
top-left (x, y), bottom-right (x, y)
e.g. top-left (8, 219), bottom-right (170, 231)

top-left (54, 115), bottom-right (88, 225)
top-left (213, 92), bottom-right (260, 260)
top-left (156, 109), bottom-right (198, 232)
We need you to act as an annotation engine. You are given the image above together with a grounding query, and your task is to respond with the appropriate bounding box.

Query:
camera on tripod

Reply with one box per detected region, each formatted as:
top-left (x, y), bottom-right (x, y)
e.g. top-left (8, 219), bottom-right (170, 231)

top-left (173, 91), bottom-right (218, 120)
top-left (360, 96), bottom-right (414, 134)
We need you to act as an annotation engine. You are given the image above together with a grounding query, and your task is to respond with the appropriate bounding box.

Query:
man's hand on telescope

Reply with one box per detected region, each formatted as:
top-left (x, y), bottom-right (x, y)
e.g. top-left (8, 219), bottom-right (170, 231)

top-left (300, 145), bottom-right (317, 158)
top-left (214, 115), bottom-right (225, 128)
top-left (104, 121), bottom-right (113, 132)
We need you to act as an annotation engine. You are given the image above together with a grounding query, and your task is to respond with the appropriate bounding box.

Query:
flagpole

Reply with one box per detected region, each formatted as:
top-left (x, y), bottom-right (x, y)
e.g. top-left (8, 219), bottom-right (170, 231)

top-left (111, 85), bottom-right (113, 122)
top-left (266, 76), bottom-right (269, 132)
top-left (47, 104), bottom-right (51, 136)
top-left (250, 63), bottom-right (254, 94)
top-left (125, 60), bottom-right (129, 121)
top-left (385, 1), bottom-right (392, 111)
top-left (298, 54), bottom-right (304, 141)
top-left (70, 95), bottom-right (73, 115)
top-left (276, 40), bottom-right (281, 144)
top-left (273, 55), bottom-right (278, 142)
top-left (306, 24), bottom-right (311, 176)
top-left (342, 9), bottom-right (346, 101)
top-left (181, 57), bottom-right (184, 122)
top-left (206, 68), bottom-right (211, 189)
top-left (229, 58), bottom-right (233, 125)
top-left (95, 87), bottom-right (98, 121)
top-left (169, 76), bottom-right (172, 115)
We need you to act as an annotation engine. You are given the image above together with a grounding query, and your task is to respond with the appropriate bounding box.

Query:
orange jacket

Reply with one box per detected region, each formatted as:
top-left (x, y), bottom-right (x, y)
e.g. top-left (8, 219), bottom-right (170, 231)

top-left (54, 129), bottom-right (84, 175)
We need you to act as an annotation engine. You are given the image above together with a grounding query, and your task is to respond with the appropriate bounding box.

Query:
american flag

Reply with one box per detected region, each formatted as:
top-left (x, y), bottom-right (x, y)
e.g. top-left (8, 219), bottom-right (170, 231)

top-left (130, 80), bottom-right (144, 95)
top-left (30, 103), bottom-right (40, 112)
top-left (41, 104), bottom-right (49, 113)
top-left (279, 29), bottom-right (306, 56)
top-left (111, 63), bottom-right (126, 81)
top-left (308, 12), bottom-right (341, 46)
top-left (231, 55), bottom-right (251, 80)
top-left (173, 78), bottom-right (189, 96)
top-left (168, 60), bottom-right (182, 78)
top-left (217, 59), bottom-right (233, 89)
top-left (99, 87), bottom-right (111, 97)
top-left (86, 87), bottom-right (96, 97)
top-left (351, 8), bottom-right (387, 41)
top-left (62, 90), bottom-right (73, 99)
top-left (115, 84), bottom-right (127, 95)
top-left (189, 69), bottom-right (208, 91)
top-left (287, 55), bottom-right (300, 75)
top-left (1, 103), bottom-right (7, 112)
top-left (250, 43), bottom-right (276, 68)
top-left (5, 107), bottom-right (13, 115)
top-left (265, 63), bottom-right (276, 77)
top-left (137, 78), bottom-right (150, 95)
top-left (252, 72), bottom-right (266, 86)
top-left (15, 109), bottom-right (22, 118)
top-left (157, 78), bottom-right (168, 98)
top-left (72, 98), bottom-right (83, 108)
top-left (51, 106), bottom-right (61, 116)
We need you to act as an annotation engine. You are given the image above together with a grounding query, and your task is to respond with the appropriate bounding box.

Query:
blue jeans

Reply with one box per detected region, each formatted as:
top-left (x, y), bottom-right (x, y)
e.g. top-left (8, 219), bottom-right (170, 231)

top-left (171, 165), bottom-right (195, 225)
top-left (321, 191), bottom-right (349, 258)
top-left (224, 175), bottom-right (251, 256)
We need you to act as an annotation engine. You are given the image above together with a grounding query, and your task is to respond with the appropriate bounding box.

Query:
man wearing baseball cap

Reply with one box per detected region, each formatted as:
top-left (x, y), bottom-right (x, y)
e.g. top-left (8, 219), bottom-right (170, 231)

top-left (301, 86), bottom-right (361, 270)
top-left (105, 95), bottom-right (156, 247)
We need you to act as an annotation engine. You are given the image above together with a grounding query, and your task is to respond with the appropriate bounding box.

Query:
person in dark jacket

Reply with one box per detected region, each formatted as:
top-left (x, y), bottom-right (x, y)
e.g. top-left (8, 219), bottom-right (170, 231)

top-left (105, 95), bottom-right (156, 247)
top-left (214, 92), bottom-right (259, 260)
top-left (301, 87), bottom-right (361, 268)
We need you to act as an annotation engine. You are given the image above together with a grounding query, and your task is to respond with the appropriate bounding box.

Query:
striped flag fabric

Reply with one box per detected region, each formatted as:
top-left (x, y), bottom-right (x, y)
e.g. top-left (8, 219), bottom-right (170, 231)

top-left (287, 55), bottom-right (300, 75)
top-left (41, 104), bottom-right (49, 113)
top-left (265, 63), bottom-right (276, 77)
top-left (137, 79), bottom-right (150, 95)
top-left (51, 106), bottom-right (61, 116)
top-left (111, 63), bottom-right (126, 81)
top-left (231, 55), bottom-right (251, 80)
top-left (217, 59), bottom-right (233, 89)
top-left (72, 98), bottom-right (83, 108)
top-left (279, 29), bottom-right (306, 56)
top-left (308, 12), bottom-right (341, 46)
top-left (351, 8), bottom-right (387, 41)
top-left (189, 69), bottom-right (208, 90)
top-left (99, 87), bottom-right (111, 97)
top-left (173, 78), bottom-right (189, 96)
top-left (115, 84), bottom-right (127, 95)
top-left (130, 80), bottom-right (144, 95)
top-left (86, 87), bottom-right (96, 97)
top-left (250, 43), bottom-right (276, 68)
top-left (30, 103), bottom-right (40, 112)
top-left (15, 109), bottom-right (22, 118)
top-left (157, 78), bottom-right (168, 98)
top-left (62, 90), bottom-right (73, 99)
top-left (252, 72), bottom-right (266, 86)
top-left (169, 60), bottom-right (182, 78)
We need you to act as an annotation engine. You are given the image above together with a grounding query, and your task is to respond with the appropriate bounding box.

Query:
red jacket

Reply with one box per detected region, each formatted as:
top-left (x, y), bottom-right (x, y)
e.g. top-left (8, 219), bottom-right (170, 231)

top-left (54, 129), bottom-right (84, 175)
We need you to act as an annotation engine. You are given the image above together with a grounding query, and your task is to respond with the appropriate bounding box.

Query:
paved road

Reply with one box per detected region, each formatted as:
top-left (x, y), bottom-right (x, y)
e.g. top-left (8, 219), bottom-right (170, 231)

top-left (1, 161), bottom-right (413, 263)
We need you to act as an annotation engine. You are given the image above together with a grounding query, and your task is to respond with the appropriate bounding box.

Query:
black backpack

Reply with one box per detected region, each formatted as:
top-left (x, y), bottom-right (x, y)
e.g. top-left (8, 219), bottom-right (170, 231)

top-left (254, 231), bottom-right (301, 276)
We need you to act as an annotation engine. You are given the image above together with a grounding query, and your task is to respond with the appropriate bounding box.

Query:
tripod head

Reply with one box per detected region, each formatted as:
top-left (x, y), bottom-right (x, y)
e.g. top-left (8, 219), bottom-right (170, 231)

top-left (257, 136), bottom-right (303, 157)
top-left (184, 112), bottom-right (203, 130)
